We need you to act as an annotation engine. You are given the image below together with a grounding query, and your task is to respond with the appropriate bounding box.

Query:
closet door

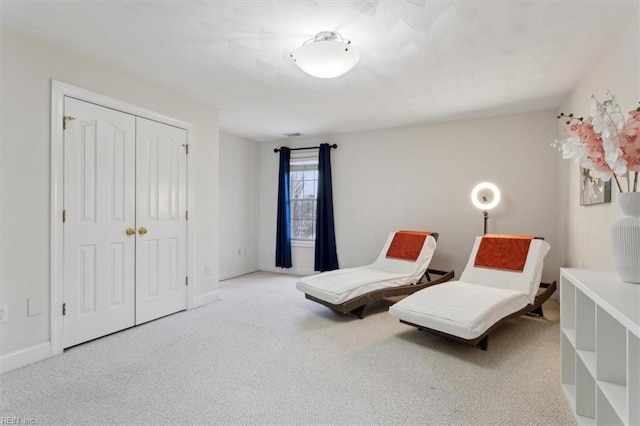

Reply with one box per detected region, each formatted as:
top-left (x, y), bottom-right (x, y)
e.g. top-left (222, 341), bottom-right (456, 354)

top-left (135, 117), bottom-right (188, 324)
top-left (63, 97), bottom-right (136, 348)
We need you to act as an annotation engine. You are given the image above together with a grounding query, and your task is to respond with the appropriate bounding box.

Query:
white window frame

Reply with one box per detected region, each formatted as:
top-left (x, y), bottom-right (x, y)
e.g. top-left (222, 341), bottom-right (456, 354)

top-left (289, 152), bottom-right (318, 247)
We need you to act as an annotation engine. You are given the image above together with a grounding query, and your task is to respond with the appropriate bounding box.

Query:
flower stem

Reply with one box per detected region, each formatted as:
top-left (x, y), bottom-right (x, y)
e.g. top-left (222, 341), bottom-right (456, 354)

top-left (614, 174), bottom-right (623, 192)
top-left (634, 172), bottom-right (638, 192)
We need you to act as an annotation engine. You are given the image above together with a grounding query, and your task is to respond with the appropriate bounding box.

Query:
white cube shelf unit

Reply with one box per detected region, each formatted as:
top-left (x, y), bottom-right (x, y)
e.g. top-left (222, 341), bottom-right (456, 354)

top-left (560, 268), bottom-right (640, 425)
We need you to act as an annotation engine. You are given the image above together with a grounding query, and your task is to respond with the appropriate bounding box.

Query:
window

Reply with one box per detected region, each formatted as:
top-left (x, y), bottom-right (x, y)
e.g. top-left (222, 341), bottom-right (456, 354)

top-left (290, 156), bottom-right (318, 241)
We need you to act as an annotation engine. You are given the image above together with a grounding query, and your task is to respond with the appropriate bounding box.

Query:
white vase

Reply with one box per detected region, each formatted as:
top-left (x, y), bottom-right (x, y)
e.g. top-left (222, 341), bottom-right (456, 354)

top-left (611, 192), bottom-right (640, 284)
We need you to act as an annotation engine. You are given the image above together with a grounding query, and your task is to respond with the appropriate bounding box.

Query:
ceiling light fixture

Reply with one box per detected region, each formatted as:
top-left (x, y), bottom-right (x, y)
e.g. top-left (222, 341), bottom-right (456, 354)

top-left (290, 31), bottom-right (360, 79)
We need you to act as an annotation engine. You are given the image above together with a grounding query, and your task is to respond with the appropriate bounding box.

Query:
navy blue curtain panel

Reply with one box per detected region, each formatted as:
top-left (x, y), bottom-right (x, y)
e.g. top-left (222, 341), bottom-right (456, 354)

top-left (275, 147), bottom-right (292, 268)
top-left (315, 143), bottom-right (339, 272)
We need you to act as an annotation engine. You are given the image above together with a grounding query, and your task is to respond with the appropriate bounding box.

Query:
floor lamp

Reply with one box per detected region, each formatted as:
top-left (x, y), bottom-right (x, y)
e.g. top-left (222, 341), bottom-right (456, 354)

top-left (471, 182), bottom-right (501, 235)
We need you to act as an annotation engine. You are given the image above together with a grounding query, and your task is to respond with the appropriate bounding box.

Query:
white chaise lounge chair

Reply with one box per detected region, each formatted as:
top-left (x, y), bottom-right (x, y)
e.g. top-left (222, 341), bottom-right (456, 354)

top-left (296, 231), bottom-right (454, 319)
top-left (389, 234), bottom-right (556, 350)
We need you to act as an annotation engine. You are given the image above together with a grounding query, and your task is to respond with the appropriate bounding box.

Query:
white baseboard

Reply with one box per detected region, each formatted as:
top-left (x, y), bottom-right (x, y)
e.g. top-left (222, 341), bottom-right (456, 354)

top-left (1, 341), bottom-right (52, 374)
top-left (193, 289), bottom-right (221, 308)
top-left (259, 264), bottom-right (316, 277)
top-left (218, 264), bottom-right (259, 281)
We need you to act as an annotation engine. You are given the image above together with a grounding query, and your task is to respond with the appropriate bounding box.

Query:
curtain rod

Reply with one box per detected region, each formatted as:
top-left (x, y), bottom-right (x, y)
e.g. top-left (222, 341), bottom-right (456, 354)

top-left (273, 144), bottom-right (337, 153)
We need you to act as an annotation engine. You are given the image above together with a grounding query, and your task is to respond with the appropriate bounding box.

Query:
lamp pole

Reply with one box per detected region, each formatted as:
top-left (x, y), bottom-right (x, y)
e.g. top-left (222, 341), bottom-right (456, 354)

top-left (483, 210), bottom-right (488, 235)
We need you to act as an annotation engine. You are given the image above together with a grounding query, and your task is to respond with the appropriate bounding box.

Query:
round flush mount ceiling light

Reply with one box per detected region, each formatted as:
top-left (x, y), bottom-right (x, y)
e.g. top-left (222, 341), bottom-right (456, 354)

top-left (290, 31), bottom-right (360, 79)
top-left (471, 182), bottom-right (501, 211)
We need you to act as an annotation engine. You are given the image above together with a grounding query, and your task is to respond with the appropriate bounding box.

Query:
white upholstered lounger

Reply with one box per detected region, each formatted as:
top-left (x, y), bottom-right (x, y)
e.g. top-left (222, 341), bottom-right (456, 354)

top-left (389, 235), bottom-right (556, 350)
top-left (296, 231), bottom-right (454, 319)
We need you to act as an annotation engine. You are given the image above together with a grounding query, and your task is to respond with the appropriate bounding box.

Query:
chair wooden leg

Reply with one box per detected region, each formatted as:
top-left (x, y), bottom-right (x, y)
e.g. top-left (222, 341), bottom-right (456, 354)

top-left (350, 305), bottom-right (366, 319)
top-left (530, 306), bottom-right (544, 317)
top-left (478, 336), bottom-right (489, 351)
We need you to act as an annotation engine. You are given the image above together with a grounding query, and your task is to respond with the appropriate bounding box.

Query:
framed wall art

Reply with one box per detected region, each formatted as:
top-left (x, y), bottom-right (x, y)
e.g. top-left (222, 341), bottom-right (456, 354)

top-left (580, 167), bottom-right (611, 206)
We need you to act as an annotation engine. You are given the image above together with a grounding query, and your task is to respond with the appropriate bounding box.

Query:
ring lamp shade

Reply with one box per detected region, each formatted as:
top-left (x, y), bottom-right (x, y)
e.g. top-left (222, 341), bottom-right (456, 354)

top-left (290, 32), bottom-right (360, 79)
top-left (471, 182), bottom-right (501, 211)
top-left (471, 182), bottom-right (501, 235)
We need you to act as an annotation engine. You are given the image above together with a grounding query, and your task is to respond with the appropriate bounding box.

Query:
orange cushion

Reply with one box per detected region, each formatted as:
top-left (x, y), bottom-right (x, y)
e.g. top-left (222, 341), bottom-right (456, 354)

top-left (474, 234), bottom-right (534, 272)
top-left (386, 231), bottom-right (431, 261)
top-left (397, 230), bottom-right (432, 237)
top-left (483, 234), bottom-right (535, 239)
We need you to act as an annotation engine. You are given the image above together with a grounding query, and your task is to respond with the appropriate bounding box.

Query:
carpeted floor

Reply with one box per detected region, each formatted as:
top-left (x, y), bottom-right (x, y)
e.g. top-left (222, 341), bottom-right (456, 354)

top-left (1, 271), bottom-right (576, 425)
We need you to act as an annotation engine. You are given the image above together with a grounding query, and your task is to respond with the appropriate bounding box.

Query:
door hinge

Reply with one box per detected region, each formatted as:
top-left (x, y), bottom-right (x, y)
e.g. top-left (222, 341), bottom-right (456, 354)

top-left (185, 276), bottom-right (189, 286)
top-left (63, 115), bottom-right (76, 130)
top-left (62, 209), bottom-right (67, 223)
top-left (62, 303), bottom-right (67, 316)
top-left (183, 143), bottom-right (190, 155)
top-left (185, 210), bottom-right (189, 221)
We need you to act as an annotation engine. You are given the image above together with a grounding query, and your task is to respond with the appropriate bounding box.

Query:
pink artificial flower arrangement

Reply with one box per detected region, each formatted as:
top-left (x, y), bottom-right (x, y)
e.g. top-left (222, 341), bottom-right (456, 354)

top-left (553, 93), bottom-right (640, 192)
top-left (621, 110), bottom-right (640, 173)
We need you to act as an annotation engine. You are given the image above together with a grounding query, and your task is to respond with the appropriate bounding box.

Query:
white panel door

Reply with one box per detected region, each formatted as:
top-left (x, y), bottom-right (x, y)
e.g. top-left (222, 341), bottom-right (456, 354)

top-left (63, 97), bottom-right (136, 348)
top-left (135, 117), bottom-right (188, 325)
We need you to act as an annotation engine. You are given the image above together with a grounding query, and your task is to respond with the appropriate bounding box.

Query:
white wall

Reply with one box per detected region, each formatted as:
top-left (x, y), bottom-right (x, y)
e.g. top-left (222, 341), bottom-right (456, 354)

top-left (0, 28), bottom-right (220, 356)
top-left (258, 111), bottom-right (560, 283)
top-left (219, 132), bottom-right (259, 280)
top-left (556, 10), bottom-right (640, 270)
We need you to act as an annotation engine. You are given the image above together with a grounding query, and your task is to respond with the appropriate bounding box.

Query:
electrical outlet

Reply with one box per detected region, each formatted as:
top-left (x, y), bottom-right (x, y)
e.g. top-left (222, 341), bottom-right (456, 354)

top-left (0, 304), bottom-right (8, 323)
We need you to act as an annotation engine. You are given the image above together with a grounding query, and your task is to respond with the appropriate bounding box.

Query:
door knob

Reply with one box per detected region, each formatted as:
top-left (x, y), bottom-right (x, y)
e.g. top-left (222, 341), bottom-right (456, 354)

top-left (138, 227), bottom-right (148, 235)
top-left (126, 228), bottom-right (136, 236)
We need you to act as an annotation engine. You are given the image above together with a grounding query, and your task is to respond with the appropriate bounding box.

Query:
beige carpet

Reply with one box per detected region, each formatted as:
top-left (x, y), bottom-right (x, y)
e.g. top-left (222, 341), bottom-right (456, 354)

top-left (1, 271), bottom-right (576, 425)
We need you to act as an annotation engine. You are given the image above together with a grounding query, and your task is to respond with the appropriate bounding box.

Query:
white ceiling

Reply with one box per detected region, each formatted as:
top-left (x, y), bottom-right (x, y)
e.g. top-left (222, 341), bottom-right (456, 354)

top-left (1, 1), bottom-right (635, 142)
